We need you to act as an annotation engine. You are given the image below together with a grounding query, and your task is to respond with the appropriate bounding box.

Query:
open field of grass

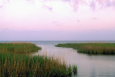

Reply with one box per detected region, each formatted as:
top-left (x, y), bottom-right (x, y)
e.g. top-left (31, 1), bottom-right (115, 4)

top-left (0, 42), bottom-right (77, 77)
top-left (56, 43), bottom-right (115, 55)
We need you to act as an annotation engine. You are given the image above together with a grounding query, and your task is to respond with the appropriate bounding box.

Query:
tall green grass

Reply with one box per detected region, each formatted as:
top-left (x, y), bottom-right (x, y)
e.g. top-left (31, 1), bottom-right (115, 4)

top-left (0, 42), bottom-right (41, 54)
top-left (0, 42), bottom-right (77, 77)
top-left (56, 43), bottom-right (115, 55)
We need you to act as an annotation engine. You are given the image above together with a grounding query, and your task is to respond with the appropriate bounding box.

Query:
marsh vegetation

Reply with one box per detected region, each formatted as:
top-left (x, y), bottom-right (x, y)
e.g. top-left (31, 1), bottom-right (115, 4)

top-left (56, 43), bottom-right (115, 55)
top-left (0, 42), bottom-right (41, 54)
top-left (0, 42), bottom-right (77, 77)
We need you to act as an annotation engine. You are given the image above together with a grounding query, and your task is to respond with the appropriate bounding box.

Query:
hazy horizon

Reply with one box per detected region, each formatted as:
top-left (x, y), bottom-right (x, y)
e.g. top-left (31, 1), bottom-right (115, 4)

top-left (1, 40), bottom-right (115, 41)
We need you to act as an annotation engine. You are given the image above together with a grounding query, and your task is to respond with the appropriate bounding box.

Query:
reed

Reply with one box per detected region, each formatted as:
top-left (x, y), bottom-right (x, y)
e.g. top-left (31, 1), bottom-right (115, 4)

top-left (0, 42), bottom-right (77, 77)
top-left (56, 43), bottom-right (115, 55)
top-left (0, 42), bottom-right (41, 54)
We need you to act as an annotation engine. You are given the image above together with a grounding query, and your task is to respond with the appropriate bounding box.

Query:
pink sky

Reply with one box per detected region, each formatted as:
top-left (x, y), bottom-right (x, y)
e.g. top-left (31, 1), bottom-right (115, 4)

top-left (0, 0), bottom-right (115, 41)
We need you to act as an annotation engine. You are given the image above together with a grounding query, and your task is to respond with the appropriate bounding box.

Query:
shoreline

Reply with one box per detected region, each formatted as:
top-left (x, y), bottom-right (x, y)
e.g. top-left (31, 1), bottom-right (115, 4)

top-left (56, 43), bottom-right (115, 55)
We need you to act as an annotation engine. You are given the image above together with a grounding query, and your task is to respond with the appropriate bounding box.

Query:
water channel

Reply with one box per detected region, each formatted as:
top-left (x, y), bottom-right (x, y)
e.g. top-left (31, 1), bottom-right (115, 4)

top-left (31, 41), bottom-right (115, 77)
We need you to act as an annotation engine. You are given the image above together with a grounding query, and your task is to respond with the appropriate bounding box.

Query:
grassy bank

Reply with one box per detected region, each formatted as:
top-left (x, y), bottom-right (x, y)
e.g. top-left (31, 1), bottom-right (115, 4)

top-left (56, 43), bottom-right (115, 55)
top-left (0, 42), bottom-right (41, 54)
top-left (0, 42), bottom-right (77, 77)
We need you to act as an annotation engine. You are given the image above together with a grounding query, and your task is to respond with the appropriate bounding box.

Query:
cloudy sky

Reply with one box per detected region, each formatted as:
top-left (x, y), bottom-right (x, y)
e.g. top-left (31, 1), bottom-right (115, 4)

top-left (0, 0), bottom-right (115, 41)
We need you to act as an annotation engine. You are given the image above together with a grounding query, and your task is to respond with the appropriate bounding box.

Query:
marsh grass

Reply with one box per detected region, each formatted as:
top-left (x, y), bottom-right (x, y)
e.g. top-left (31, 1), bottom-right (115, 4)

top-left (0, 42), bottom-right (77, 77)
top-left (56, 43), bottom-right (115, 55)
top-left (72, 65), bottom-right (77, 75)
top-left (0, 42), bottom-right (41, 55)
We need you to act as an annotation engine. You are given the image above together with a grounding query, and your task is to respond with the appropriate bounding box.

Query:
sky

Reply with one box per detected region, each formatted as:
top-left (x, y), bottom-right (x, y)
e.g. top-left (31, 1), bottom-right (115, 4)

top-left (0, 0), bottom-right (115, 41)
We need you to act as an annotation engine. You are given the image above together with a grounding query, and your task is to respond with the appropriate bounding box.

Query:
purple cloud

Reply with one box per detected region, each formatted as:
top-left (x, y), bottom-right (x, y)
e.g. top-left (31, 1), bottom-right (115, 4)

top-left (90, 1), bottom-right (96, 10)
top-left (67, 0), bottom-right (115, 11)
top-left (105, 0), bottom-right (115, 7)
top-left (65, 0), bottom-right (115, 11)
top-left (68, 0), bottom-right (87, 12)
top-left (7, 0), bottom-right (10, 2)
top-left (63, 0), bottom-right (70, 2)
top-left (106, 0), bottom-right (112, 7)
top-left (69, 2), bottom-right (78, 12)
top-left (77, 20), bottom-right (80, 22)
top-left (42, 5), bottom-right (53, 11)
top-left (0, 5), bottom-right (3, 8)
top-left (95, 0), bottom-right (115, 8)
top-left (113, 1), bottom-right (115, 6)
top-left (51, 21), bottom-right (61, 26)
top-left (52, 21), bottom-right (58, 24)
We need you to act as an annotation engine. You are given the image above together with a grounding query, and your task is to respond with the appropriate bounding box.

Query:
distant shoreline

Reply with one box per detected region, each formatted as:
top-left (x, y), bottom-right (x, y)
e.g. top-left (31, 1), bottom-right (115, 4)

top-left (56, 43), bottom-right (115, 55)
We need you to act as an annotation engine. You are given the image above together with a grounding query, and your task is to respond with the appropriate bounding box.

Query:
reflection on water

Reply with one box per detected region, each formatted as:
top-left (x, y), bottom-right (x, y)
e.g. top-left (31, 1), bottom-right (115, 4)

top-left (1, 41), bottom-right (115, 77)
top-left (32, 41), bottom-right (115, 77)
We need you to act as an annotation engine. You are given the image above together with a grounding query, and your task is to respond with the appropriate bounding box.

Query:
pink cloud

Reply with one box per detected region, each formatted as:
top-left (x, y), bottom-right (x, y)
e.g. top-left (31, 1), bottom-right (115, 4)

top-left (90, 1), bottom-right (96, 10)
top-left (70, 3), bottom-right (78, 12)
top-left (69, 0), bottom-right (87, 12)
top-left (42, 5), bottom-right (53, 11)
top-left (77, 20), bottom-right (80, 22)
top-left (52, 21), bottom-right (58, 24)
top-left (0, 5), bottom-right (3, 8)
top-left (96, 0), bottom-right (107, 4)
top-left (96, 0), bottom-right (115, 8)
top-left (68, 0), bottom-right (115, 11)
top-left (69, 0), bottom-right (115, 11)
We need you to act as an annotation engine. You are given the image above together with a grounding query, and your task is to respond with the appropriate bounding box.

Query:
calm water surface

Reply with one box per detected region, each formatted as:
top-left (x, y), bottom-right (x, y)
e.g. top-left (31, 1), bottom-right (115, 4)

top-left (1, 41), bottom-right (115, 77)
top-left (30, 41), bottom-right (115, 77)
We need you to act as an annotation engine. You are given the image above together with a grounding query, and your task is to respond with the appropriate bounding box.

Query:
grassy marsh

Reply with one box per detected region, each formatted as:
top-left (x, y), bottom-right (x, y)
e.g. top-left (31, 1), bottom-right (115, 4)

top-left (0, 42), bottom-right (77, 77)
top-left (0, 42), bottom-right (41, 54)
top-left (56, 43), bottom-right (115, 55)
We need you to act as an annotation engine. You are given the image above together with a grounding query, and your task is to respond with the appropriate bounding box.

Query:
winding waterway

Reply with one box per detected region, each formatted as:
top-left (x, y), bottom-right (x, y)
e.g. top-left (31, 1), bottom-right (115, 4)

top-left (1, 41), bottom-right (115, 77)
top-left (31, 41), bottom-right (115, 77)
